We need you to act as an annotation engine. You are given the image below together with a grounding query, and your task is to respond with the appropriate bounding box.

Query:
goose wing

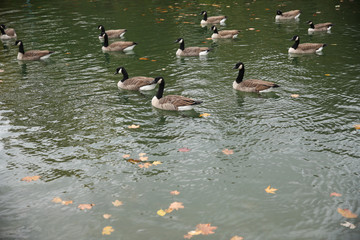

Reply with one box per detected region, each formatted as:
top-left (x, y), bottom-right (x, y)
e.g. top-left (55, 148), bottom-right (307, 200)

top-left (108, 41), bottom-right (136, 51)
top-left (219, 30), bottom-right (239, 37)
top-left (242, 79), bottom-right (278, 92)
top-left (5, 28), bottom-right (16, 37)
top-left (207, 15), bottom-right (226, 23)
top-left (183, 47), bottom-right (209, 56)
top-left (314, 22), bottom-right (332, 29)
top-left (159, 95), bottom-right (201, 107)
top-left (282, 10), bottom-right (301, 17)
top-left (24, 50), bottom-right (53, 60)
top-left (298, 43), bottom-right (324, 51)
top-left (106, 29), bottom-right (126, 38)
top-left (126, 77), bottom-right (155, 87)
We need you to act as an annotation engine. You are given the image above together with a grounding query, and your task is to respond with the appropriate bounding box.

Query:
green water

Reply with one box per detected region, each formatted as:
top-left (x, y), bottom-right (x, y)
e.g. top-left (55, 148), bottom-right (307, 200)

top-left (1, 0), bottom-right (359, 239)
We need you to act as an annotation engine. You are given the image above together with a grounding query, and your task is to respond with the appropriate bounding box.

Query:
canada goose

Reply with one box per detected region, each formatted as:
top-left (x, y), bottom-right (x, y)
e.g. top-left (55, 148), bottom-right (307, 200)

top-left (14, 40), bottom-right (54, 60)
top-left (210, 26), bottom-right (239, 39)
top-left (232, 62), bottom-right (279, 93)
top-left (0, 24), bottom-right (17, 39)
top-left (175, 38), bottom-right (211, 56)
top-left (200, 11), bottom-right (226, 25)
top-left (101, 32), bottom-right (137, 52)
top-left (151, 77), bottom-right (203, 111)
top-left (288, 35), bottom-right (327, 54)
top-left (275, 10), bottom-right (301, 20)
top-left (98, 25), bottom-right (126, 40)
top-left (307, 21), bottom-right (333, 32)
top-left (114, 66), bottom-right (159, 91)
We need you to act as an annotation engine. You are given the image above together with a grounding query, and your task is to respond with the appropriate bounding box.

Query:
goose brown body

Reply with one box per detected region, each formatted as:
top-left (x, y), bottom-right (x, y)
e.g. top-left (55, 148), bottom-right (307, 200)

top-left (232, 62), bottom-right (279, 93)
top-left (307, 21), bottom-right (333, 32)
top-left (288, 35), bottom-right (326, 54)
top-left (101, 32), bottom-right (137, 52)
top-left (15, 40), bottom-right (54, 60)
top-left (175, 38), bottom-right (210, 56)
top-left (114, 67), bottom-right (157, 91)
top-left (151, 77), bottom-right (202, 111)
top-left (211, 26), bottom-right (239, 39)
top-left (275, 10), bottom-right (301, 20)
top-left (0, 25), bottom-right (17, 39)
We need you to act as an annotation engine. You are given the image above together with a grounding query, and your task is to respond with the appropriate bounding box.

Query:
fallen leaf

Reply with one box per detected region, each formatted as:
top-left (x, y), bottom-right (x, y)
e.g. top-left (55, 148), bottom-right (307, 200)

top-left (139, 153), bottom-right (147, 157)
top-left (103, 214), bottom-right (112, 219)
top-left (222, 149), bottom-right (234, 155)
top-left (102, 226), bottom-right (114, 235)
top-left (21, 176), bottom-right (41, 182)
top-left (62, 200), bottom-right (73, 205)
top-left (157, 209), bottom-right (167, 216)
top-left (165, 208), bottom-right (174, 213)
top-left (184, 234), bottom-right (193, 239)
top-left (231, 236), bottom-right (244, 240)
top-left (139, 57), bottom-right (149, 60)
top-left (188, 230), bottom-right (202, 236)
top-left (265, 185), bottom-right (278, 194)
top-left (0, 69), bottom-right (4, 72)
top-left (170, 190), bottom-right (180, 195)
top-left (256, 30), bottom-right (261, 32)
top-left (178, 147), bottom-right (190, 152)
top-left (330, 192), bottom-right (342, 197)
top-left (354, 124), bottom-right (360, 130)
top-left (127, 158), bottom-right (141, 164)
top-left (151, 59), bottom-right (157, 62)
top-left (140, 156), bottom-right (148, 161)
top-left (324, 74), bottom-right (331, 76)
top-left (65, 52), bottom-right (71, 54)
top-left (52, 197), bottom-right (63, 203)
top-left (152, 161), bottom-right (162, 165)
top-left (291, 94), bottom-right (300, 98)
top-left (138, 163), bottom-right (152, 168)
top-left (340, 221), bottom-right (356, 229)
top-left (206, 38), bottom-right (212, 40)
top-left (123, 154), bottom-right (130, 158)
top-left (112, 200), bottom-right (123, 207)
top-left (196, 223), bottom-right (217, 235)
top-left (265, 8), bottom-right (270, 10)
top-left (128, 124), bottom-right (140, 129)
top-left (337, 208), bottom-right (358, 218)
top-left (199, 113), bottom-right (211, 117)
top-left (169, 201), bottom-right (184, 210)
top-left (78, 203), bottom-right (95, 210)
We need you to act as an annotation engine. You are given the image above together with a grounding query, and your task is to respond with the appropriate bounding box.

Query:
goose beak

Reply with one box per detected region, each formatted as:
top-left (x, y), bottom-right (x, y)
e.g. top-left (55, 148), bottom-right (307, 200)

top-left (232, 65), bottom-right (238, 69)
top-left (114, 72), bottom-right (118, 75)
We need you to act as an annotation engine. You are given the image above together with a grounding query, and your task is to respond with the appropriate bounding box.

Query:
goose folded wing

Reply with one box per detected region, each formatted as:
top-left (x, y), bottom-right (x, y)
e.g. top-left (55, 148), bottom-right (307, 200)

top-left (160, 95), bottom-right (199, 106)
top-left (126, 77), bottom-right (155, 86)
top-left (314, 22), bottom-right (332, 28)
top-left (106, 29), bottom-right (126, 37)
top-left (24, 50), bottom-right (52, 59)
top-left (219, 30), bottom-right (239, 37)
top-left (282, 10), bottom-right (300, 17)
top-left (183, 47), bottom-right (209, 55)
top-left (208, 16), bottom-right (226, 22)
top-left (5, 28), bottom-right (16, 37)
top-left (298, 43), bottom-right (324, 50)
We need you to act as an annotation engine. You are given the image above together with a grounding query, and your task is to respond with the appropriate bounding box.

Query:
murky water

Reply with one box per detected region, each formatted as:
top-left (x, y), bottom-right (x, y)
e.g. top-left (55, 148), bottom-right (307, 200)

top-left (1, 0), bottom-right (359, 239)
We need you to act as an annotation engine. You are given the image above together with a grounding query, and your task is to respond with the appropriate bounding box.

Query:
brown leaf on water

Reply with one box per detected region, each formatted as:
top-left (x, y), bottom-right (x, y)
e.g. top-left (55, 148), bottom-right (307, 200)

top-left (52, 197), bottom-right (63, 203)
top-left (102, 226), bottom-right (114, 235)
top-left (354, 124), bottom-right (360, 130)
top-left (169, 201), bottom-right (184, 210)
top-left (170, 190), bottom-right (180, 195)
top-left (112, 200), bottom-right (123, 207)
top-left (127, 158), bottom-right (141, 164)
top-left (103, 214), bottom-right (112, 219)
top-left (62, 200), bottom-right (73, 205)
top-left (222, 149), bottom-right (234, 155)
top-left (78, 203), bottom-right (95, 210)
top-left (21, 176), bottom-right (41, 182)
top-left (139, 156), bottom-right (148, 161)
top-left (330, 192), bottom-right (342, 197)
top-left (139, 57), bottom-right (149, 60)
top-left (337, 208), bottom-right (358, 218)
top-left (231, 236), bottom-right (244, 240)
top-left (196, 223), bottom-right (217, 235)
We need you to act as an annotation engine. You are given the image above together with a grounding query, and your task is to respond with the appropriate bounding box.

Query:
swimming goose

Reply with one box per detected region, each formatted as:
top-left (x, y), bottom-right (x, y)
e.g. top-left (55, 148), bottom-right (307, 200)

top-left (101, 32), bottom-right (137, 52)
top-left (114, 66), bottom-right (159, 91)
top-left (288, 35), bottom-right (327, 54)
top-left (200, 11), bottom-right (226, 25)
top-left (0, 24), bottom-right (17, 39)
top-left (307, 21), bottom-right (333, 32)
top-left (211, 26), bottom-right (239, 39)
top-left (98, 25), bottom-right (126, 40)
top-left (175, 38), bottom-right (211, 56)
top-left (151, 77), bottom-right (203, 111)
top-left (275, 10), bottom-right (301, 20)
top-left (14, 40), bottom-right (54, 60)
top-left (232, 62), bottom-right (279, 93)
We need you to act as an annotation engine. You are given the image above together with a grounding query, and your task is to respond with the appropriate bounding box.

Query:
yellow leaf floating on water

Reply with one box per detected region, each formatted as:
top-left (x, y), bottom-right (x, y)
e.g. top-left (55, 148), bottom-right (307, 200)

top-left (112, 200), bottom-right (123, 207)
top-left (21, 176), bottom-right (41, 182)
top-left (102, 226), bottom-right (114, 235)
top-left (52, 197), bottom-right (62, 203)
top-left (78, 203), bottom-right (95, 210)
top-left (152, 161), bottom-right (162, 165)
top-left (103, 214), bottom-right (111, 219)
top-left (139, 153), bottom-right (146, 157)
top-left (139, 57), bottom-right (149, 60)
top-left (291, 94), bottom-right (300, 98)
top-left (199, 113), bottom-right (211, 117)
top-left (62, 200), bottom-right (73, 205)
top-left (330, 192), bottom-right (342, 197)
top-left (324, 74), bottom-right (331, 76)
top-left (123, 154), bottom-right (130, 158)
top-left (140, 156), bottom-right (148, 161)
top-left (128, 124), bottom-right (140, 129)
top-left (337, 208), bottom-right (358, 218)
top-left (222, 149), bottom-right (234, 155)
top-left (170, 190), bottom-right (180, 195)
top-left (138, 162), bottom-right (152, 168)
top-left (265, 185), bottom-right (278, 194)
top-left (231, 236), bottom-right (244, 240)
top-left (157, 209), bottom-right (167, 216)
top-left (354, 124), bottom-right (360, 130)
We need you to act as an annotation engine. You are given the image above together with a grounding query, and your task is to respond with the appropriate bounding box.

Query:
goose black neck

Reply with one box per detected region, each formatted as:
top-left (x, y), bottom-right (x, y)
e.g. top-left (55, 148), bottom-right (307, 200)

top-left (121, 69), bottom-right (129, 82)
top-left (309, 23), bottom-right (315, 29)
top-left (156, 80), bottom-right (165, 99)
top-left (103, 34), bottom-right (109, 47)
top-left (100, 26), bottom-right (105, 34)
top-left (203, 12), bottom-right (208, 21)
top-left (291, 38), bottom-right (299, 49)
top-left (236, 68), bottom-right (245, 83)
top-left (0, 27), bottom-right (5, 35)
top-left (18, 42), bottom-right (25, 54)
top-left (179, 41), bottom-right (185, 50)
top-left (213, 28), bottom-right (218, 34)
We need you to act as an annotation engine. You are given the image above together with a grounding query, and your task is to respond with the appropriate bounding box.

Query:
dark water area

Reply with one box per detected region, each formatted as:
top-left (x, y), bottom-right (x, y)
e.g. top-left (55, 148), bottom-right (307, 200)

top-left (0, 0), bottom-right (359, 239)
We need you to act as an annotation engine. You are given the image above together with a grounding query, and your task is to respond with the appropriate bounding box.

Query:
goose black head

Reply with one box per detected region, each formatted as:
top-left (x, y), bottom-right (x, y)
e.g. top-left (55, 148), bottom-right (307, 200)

top-left (175, 38), bottom-right (184, 44)
top-left (233, 62), bottom-right (244, 70)
top-left (154, 77), bottom-right (164, 84)
top-left (14, 40), bottom-right (22, 46)
top-left (114, 67), bottom-right (124, 75)
top-left (98, 25), bottom-right (104, 30)
top-left (0, 24), bottom-right (6, 29)
top-left (276, 10), bottom-right (283, 15)
top-left (211, 25), bottom-right (217, 31)
top-left (290, 35), bottom-right (299, 41)
top-left (200, 11), bottom-right (207, 15)
top-left (307, 21), bottom-right (313, 25)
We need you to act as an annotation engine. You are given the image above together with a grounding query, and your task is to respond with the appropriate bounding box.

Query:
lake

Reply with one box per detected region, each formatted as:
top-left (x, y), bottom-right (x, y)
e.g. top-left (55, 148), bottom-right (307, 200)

top-left (0, 0), bottom-right (359, 239)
